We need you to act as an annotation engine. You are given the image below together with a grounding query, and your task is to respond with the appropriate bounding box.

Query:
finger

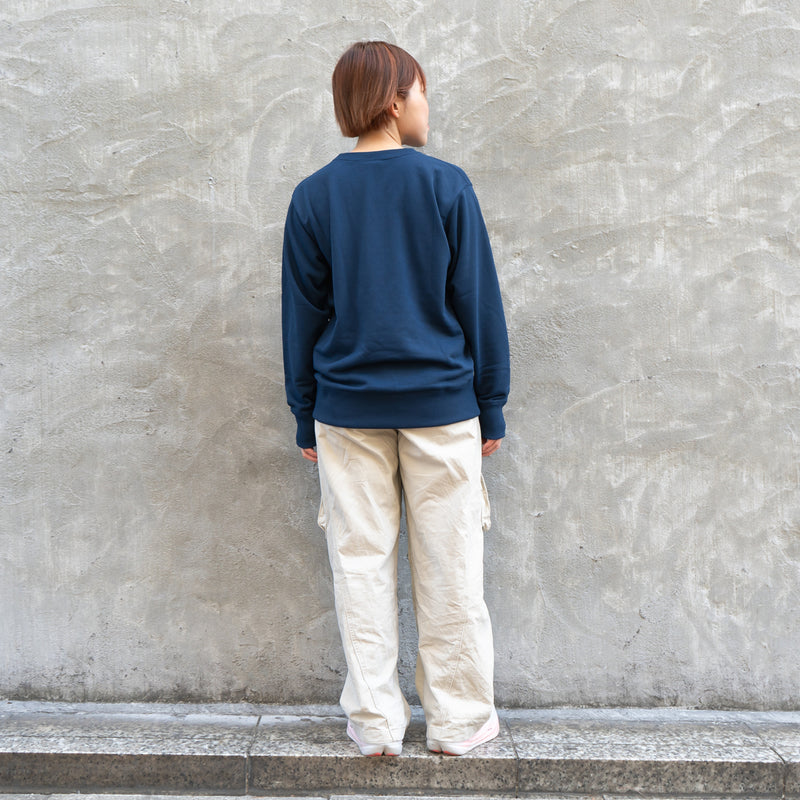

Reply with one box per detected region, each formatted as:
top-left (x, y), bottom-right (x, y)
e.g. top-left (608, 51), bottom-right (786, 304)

top-left (300, 447), bottom-right (318, 462)
top-left (481, 439), bottom-right (502, 457)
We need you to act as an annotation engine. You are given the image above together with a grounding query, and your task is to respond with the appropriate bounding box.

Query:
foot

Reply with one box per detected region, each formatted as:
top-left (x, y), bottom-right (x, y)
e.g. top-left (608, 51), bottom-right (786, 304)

top-left (427, 709), bottom-right (499, 756)
top-left (347, 720), bottom-right (403, 756)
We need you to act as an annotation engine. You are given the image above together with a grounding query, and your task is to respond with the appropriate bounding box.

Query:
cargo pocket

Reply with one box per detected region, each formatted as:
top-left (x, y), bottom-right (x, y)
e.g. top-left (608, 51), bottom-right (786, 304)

top-left (480, 474), bottom-right (491, 532)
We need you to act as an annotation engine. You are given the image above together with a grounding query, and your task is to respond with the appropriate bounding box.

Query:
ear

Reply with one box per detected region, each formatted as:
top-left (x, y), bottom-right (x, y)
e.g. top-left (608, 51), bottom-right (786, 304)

top-left (388, 97), bottom-right (403, 119)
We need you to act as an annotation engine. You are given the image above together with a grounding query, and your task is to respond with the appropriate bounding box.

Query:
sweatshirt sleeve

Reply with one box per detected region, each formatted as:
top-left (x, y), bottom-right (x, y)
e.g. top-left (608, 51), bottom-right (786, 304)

top-left (445, 184), bottom-right (510, 439)
top-left (281, 196), bottom-right (331, 448)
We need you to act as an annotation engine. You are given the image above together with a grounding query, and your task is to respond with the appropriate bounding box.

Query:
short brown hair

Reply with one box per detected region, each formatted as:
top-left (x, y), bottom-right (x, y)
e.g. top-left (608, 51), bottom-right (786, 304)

top-left (332, 41), bottom-right (426, 138)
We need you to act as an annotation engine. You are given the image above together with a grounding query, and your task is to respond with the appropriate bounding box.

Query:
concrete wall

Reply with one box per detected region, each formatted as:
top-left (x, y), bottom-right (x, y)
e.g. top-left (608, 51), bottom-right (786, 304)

top-left (2, 0), bottom-right (799, 707)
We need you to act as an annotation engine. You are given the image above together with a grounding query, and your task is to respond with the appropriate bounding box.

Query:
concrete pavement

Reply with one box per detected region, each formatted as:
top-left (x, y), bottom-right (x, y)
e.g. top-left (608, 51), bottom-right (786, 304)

top-left (1, 701), bottom-right (799, 797)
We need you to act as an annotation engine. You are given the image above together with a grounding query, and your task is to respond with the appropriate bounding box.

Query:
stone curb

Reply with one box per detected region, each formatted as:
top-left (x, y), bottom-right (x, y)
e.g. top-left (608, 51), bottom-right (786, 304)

top-left (1, 702), bottom-right (799, 797)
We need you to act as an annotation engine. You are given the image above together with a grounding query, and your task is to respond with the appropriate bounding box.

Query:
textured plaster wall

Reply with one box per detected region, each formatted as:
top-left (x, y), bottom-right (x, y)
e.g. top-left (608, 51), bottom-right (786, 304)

top-left (2, 0), bottom-right (799, 707)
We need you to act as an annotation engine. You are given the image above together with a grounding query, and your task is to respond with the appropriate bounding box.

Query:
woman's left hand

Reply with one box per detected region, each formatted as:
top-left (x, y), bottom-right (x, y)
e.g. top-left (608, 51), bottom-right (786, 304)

top-left (481, 438), bottom-right (502, 457)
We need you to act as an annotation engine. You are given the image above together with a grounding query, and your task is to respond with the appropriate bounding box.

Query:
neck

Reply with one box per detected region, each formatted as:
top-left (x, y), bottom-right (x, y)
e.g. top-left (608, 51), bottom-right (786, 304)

top-left (352, 124), bottom-right (403, 152)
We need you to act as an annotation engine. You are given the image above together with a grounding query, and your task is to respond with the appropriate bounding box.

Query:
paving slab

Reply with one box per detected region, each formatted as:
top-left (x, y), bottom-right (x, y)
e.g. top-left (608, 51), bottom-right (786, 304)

top-left (0, 797), bottom-right (318, 800)
top-left (505, 708), bottom-right (786, 797)
top-left (0, 704), bottom-right (258, 792)
top-left (248, 708), bottom-right (517, 795)
top-left (332, 795), bottom-right (519, 800)
top-left (743, 712), bottom-right (800, 797)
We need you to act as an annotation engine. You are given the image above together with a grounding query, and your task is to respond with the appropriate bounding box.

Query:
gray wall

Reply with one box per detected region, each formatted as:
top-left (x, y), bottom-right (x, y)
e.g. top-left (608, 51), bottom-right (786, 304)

top-left (2, 0), bottom-right (799, 708)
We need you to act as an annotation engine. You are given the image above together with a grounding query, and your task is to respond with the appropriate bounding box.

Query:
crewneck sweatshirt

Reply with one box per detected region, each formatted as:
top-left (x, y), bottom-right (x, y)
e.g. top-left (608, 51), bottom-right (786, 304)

top-left (282, 147), bottom-right (510, 449)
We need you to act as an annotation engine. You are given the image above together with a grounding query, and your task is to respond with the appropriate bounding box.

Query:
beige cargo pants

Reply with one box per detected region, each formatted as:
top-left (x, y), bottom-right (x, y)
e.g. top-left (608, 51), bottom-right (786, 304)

top-left (315, 417), bottom-right (495, 746)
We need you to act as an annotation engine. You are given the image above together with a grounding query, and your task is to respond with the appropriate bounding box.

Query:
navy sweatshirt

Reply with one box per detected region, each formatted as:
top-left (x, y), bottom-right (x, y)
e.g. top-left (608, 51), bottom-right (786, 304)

top-left (282, 147), bottom-right (509, 449)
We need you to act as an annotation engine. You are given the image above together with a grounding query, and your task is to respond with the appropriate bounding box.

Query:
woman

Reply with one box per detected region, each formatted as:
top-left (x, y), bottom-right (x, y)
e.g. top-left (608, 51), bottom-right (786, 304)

top-left (282, 41), bottom-right (510, 756)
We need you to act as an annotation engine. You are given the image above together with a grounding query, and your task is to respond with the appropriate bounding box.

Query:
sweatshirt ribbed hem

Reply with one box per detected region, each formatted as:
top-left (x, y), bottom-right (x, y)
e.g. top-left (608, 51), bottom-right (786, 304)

top-left (295, 390), bottom-right (506, 447)
top-left (314, 383), bottom-right (481, 434)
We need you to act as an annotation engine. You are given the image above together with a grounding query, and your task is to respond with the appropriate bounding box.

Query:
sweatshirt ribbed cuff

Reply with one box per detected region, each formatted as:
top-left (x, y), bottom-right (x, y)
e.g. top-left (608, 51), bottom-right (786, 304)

top-left (478, 405), bottom-right (506, 441)
top-left (295, 415), bottom-right (316, 449)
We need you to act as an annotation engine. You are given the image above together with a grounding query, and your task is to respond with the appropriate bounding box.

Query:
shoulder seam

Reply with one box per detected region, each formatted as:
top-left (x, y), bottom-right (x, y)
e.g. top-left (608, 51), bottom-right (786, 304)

top-left (443, 181), bottom-right (474, 224)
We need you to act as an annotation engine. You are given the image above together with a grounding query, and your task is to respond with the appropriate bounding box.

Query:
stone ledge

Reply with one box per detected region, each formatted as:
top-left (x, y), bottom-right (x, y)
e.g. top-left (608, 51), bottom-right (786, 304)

top-left (1, 702), bottom-right (798, 797)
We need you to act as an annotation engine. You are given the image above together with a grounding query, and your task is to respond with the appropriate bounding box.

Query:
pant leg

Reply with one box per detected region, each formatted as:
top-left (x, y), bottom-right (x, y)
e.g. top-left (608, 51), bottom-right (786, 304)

top-left (397, 417), bottom-right (495, 742)
top-left (315, 421), bottom-right (410, 744)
